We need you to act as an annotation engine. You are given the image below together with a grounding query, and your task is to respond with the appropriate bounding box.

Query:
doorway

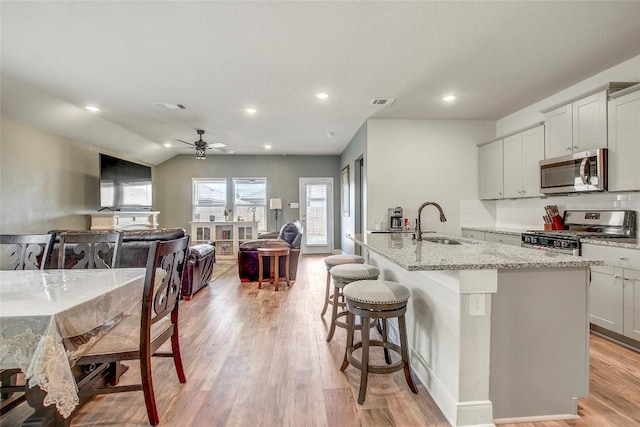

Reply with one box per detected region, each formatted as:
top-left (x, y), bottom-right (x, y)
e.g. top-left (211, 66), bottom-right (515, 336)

top-left (299, 178), bottom-right (333, 254)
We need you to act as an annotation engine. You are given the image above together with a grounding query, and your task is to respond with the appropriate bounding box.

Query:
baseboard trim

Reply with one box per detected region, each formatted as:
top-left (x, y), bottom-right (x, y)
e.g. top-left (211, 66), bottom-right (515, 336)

top-left (494, 414), bottom-right (579, 424)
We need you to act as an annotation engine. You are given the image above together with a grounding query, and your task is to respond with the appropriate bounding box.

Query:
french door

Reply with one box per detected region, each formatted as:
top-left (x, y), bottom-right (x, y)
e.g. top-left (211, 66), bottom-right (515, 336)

top-left (299, 178), bottom-right (333, 254)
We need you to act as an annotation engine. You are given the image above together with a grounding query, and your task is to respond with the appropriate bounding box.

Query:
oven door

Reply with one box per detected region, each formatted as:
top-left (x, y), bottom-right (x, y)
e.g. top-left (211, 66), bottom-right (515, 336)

top-left (540, 148), bottom-right (607, 194)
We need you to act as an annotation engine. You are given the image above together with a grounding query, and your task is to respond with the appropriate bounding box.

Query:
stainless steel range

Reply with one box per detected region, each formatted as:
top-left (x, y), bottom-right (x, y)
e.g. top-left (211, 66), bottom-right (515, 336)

top-left (521, 210), bottom-right (637, 255)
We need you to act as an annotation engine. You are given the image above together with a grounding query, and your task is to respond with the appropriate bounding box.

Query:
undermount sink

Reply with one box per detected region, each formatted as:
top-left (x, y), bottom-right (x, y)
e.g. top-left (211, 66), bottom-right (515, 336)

top-left (422, 237), bottom-right (467, 245)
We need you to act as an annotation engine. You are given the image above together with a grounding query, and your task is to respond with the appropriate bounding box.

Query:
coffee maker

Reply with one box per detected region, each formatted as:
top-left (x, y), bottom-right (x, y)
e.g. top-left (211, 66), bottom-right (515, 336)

top-left (388, 207), bottom-right (403, 230)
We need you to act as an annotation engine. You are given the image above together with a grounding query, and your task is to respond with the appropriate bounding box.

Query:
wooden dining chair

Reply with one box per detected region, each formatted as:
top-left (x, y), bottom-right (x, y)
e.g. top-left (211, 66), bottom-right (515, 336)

top-left (0, 234), bottom-right (54, 413)
top-left (58, 231), bottom-right (123, 269)
top-left (0, 233), bottom-right (54, 270)
top-left (75, 236), bottom-right (190, 426)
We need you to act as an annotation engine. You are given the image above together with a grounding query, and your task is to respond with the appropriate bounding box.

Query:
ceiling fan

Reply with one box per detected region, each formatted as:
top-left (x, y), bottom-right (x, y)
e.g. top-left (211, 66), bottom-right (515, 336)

top-left (175, 129), bottom-right (234, 159)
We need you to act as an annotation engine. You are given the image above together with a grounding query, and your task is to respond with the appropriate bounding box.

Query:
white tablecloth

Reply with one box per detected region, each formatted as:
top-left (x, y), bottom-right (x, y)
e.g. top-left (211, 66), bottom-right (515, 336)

top-left (0, 268), bottom-right (146, 418)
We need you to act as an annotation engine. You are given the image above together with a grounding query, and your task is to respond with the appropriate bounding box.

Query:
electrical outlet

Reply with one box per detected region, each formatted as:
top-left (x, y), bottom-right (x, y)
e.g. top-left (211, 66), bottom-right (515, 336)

top-left (469, 293), bottom-right (485, 316)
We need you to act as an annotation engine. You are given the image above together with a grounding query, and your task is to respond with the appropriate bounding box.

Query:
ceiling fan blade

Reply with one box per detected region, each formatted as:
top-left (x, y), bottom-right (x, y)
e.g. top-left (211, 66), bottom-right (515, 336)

top-left (210, 147), bottom-right (235, 154)
top-left (176, 139), bottom-right (195, 147)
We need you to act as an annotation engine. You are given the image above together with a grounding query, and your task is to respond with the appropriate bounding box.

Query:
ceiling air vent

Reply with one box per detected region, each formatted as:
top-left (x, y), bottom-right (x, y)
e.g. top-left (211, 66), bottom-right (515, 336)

top-left (155, 103), bottom-right (188, 110)
top-left (370, 97), bottom-right (395, 106)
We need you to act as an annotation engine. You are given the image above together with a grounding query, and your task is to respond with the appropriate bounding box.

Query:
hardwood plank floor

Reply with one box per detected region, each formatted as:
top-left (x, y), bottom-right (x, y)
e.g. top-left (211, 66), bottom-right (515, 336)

top-left (2, 255), bottom-right (639, 426)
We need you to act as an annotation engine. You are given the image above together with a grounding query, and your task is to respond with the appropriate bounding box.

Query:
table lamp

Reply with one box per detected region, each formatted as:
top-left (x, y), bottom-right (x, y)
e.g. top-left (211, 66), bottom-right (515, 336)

top-left (269, 197), bottom-right (283, 231)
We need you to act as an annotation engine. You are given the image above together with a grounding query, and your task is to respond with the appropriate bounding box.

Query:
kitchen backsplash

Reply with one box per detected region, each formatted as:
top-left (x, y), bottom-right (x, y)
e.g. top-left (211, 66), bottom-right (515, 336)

top-left (461, 192), bottom-right (640, 232)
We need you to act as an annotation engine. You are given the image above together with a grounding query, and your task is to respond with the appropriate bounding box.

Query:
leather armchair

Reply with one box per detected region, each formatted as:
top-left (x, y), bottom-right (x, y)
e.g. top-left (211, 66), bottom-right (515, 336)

top-left (238, 220), bottom-right (303, 282)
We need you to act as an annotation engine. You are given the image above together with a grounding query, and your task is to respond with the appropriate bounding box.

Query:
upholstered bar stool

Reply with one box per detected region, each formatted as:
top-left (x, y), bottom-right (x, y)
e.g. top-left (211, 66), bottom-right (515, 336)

top-left (326, 263), bottom-right (380, 342)
top-left (340, 279), bottom-right (418, 404)
top-left (321, 254), bottom-right (365, 317)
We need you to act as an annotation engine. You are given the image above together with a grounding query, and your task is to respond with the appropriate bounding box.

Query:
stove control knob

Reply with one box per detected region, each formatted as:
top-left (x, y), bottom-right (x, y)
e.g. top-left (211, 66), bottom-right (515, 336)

top-left (524, 236), bottom-right (531, 243)
top-left (561, 241), bottom-right (569, 248)
top-left (531, 237), bottom-right (537, 244)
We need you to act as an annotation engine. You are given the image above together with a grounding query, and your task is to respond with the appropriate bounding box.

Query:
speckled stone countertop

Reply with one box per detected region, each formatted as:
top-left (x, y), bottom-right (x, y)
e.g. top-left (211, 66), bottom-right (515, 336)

top-left (348, 233), bottom-right (602, 271)
top-left (461, 226), bottom-right (527, 236)
top-left (580, 238), bottom-right (640, 250)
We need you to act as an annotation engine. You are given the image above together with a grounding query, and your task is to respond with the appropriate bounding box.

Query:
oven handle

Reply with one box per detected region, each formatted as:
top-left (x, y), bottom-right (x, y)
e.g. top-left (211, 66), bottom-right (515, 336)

top-left (580, 158), bottom-right (590, 185)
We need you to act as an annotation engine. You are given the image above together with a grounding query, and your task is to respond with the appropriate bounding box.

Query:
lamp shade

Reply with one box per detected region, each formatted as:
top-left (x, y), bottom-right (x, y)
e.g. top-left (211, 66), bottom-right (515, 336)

top-left (269, 198), bottom-right (283, 210)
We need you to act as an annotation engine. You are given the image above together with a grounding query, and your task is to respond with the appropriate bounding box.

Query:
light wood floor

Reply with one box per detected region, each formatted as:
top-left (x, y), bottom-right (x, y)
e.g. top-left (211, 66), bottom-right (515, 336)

top-left (2, 255), bottom-right (639, 426)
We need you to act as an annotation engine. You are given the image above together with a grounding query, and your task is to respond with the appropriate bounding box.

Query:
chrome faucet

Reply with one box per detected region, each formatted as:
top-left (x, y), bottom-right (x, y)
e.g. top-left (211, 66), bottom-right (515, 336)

top-left (416, 202), bottom-right (447, 241)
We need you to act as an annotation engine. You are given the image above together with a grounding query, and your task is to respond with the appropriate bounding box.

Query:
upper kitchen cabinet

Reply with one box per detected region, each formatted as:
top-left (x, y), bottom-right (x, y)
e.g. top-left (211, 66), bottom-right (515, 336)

top-left (608, 84), bottom-right (640, 192)
top-left (541, 83), bottom-right (637, 159)
top-left (479, 139), bottom-right (503, 199)
top-left (503, 124), bottom-right (545, 198)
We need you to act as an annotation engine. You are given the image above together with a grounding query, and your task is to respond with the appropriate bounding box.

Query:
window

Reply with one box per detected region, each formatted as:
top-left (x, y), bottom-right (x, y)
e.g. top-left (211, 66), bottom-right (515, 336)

top-left (233, 178), bottom-right (266, 230)
top-left (192, 178), bottom-right (227, 221)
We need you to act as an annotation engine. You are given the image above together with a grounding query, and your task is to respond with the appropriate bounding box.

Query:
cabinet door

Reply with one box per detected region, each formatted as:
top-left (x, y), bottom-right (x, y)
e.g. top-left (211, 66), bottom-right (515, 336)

top-left (608, 90), bottom-right (640, 191)
top-left (484, 232), bottom-right (521, 246)
top-left (573, 90), bottom-right (607, 152)
top-left (521, 125), bottom-right (545, 197)
top-left (623, 269), bottom-right (640, 341)
top-left (545, 104), bottom-right (573, 159)
top-left (479, 140), bottom-right (503, 200)
top-left (589, 265), bottom-right (624, 334)
top-left (502, 134), bottom-right (523, 198)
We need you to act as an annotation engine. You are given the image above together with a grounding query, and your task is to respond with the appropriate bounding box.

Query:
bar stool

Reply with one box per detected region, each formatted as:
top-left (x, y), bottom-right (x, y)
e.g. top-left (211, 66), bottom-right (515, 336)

top-left (340, 279), bottom-right (418, 404)
top-left (321, 254), bottom-right (365, 316)
top-left (326, 263), bottom-right (380, 342)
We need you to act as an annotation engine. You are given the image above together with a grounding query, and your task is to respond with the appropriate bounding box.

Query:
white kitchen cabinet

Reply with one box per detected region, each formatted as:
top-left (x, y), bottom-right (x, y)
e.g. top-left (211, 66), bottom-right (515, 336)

top-left (608, 86), bottom-right (640, 192)
top-left (484, 231), bottom-right (522, 246)
top-left (191, 221), bottom-right (259, 259)
top-left (479, 139), bottom-right (503, 200)
top-left (588, 265), bottom-right (624, 334)
top-left (461, 229), bottom-right (485, 240)
top-left (503, 125), bottom-right (545, 198)
top-left (544, 90), bottom-right (607, 159)
top-left (583, 243), bottom-right (640, 342)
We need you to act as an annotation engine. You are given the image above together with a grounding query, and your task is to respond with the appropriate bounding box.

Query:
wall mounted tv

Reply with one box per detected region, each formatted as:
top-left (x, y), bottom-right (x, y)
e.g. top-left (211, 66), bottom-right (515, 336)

top-left (99, 154), bottom-right (152, 210)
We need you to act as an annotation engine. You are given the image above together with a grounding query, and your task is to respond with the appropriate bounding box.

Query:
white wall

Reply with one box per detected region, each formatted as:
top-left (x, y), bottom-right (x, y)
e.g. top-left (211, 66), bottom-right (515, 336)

top-left (366, 119), bottom-right (495, 236)
top-left (340, 122), bottom-right (366, 254)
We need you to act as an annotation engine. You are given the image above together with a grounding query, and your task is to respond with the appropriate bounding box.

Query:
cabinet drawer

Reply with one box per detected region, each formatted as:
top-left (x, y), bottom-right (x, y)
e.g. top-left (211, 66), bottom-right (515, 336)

top-left (461, 230), bottom-right (485, 240)
top-left (582, 244), bottom-right (640, 270)
top-left (484, 232), bottom-right (522, 247)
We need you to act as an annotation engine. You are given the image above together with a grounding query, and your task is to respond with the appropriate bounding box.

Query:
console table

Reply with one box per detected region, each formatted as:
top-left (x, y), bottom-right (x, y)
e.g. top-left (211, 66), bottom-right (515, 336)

top-left (191, 221), bottom-right (259, 259)
top-left (90, 211), bottom-right (160, 231)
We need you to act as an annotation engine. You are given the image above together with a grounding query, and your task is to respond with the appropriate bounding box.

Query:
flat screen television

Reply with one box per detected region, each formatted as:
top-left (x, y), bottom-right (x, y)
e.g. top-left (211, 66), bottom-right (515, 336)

top-left (99, 154), bottom-right (152, 210)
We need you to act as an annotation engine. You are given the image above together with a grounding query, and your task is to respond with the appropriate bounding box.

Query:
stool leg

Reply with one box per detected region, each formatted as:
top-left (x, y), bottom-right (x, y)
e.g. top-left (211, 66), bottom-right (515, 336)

top-left (399, 314), bottom-right (418, 394)
top-left (321, 269), bottom-right (331, 316)
top-left (357, 315), bottom-right (371, 404)
top-left (376, 319), bottom-right (383, 334)
top-left (381, 318), bottom-right (392, 365)
top-left (340, 311), bottom-right (355, 372)
top-left (258, 255), bottom-right (263, 289)
top-left (326, 285), bottom-right (340, 342)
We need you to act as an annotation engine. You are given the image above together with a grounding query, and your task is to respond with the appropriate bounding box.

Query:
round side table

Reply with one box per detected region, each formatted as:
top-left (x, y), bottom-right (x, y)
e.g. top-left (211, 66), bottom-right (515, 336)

top-left (257, 247), bottom-right (291, 291)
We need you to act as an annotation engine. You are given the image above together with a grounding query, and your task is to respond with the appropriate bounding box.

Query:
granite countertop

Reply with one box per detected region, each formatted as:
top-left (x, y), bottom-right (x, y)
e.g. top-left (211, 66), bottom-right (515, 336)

top-left (580, 238), bottom-right (640, 250)
top-left (461, 226), bottom-right (527, 236)
top-left (348, 233), bottom-right (602, 271)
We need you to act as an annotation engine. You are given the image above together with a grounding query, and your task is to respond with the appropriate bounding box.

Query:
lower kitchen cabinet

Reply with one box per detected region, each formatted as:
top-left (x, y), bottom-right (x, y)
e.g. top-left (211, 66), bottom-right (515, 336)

top-left (583, 243), bottom-right (640, 342)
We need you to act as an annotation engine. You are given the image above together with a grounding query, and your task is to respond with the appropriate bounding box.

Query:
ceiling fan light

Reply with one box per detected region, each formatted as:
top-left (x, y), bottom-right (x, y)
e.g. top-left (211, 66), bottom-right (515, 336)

top-left (195, 148), bottom-right (206, 159)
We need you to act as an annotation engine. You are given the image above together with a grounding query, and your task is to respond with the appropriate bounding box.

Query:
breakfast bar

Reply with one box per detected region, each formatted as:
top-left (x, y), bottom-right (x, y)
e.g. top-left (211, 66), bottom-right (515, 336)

top-left (348, 233), bottom-right (602, 427)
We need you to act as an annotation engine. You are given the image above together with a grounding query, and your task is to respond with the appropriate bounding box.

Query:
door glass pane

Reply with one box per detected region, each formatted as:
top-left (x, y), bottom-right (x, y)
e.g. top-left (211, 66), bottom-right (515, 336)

top-left (306, 184), bottom-right (327, 245)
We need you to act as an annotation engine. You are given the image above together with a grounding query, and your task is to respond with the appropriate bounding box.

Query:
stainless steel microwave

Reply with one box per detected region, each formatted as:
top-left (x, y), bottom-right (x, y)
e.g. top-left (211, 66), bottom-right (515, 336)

top-left (540, 148), bottom-right (607, 194)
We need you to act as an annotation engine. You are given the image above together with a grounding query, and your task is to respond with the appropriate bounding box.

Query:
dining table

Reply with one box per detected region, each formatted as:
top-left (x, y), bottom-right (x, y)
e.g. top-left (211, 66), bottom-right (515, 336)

top-left (0, 268), bottom-right (147, 423)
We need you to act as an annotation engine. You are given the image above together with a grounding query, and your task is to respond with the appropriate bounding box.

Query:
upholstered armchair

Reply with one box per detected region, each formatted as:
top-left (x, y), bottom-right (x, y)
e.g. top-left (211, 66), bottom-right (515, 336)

top-left (238, 220), bottom-right (303, 282)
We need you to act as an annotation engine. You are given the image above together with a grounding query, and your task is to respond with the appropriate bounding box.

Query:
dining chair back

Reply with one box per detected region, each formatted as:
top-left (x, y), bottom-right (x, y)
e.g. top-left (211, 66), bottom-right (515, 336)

top-left (58, 231), bottom-right (123, 269)
top-left (0, 233), bottom-right (54, 270)
top-left (75, 235), bottom-right (190, 426)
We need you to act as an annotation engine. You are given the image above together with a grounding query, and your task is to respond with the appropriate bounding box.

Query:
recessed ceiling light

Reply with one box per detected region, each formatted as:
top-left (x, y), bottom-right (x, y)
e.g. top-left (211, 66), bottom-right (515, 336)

top-left (326, 132), bottom-right (335, 138)
top-left (245, 108), bottom-right (257, 114)
top-left (264, 144), bottom-right (272, 150)
top-left (163, 142), bottom-right (172, 148)
top-left (85, 105), bottom-right (100, 112)
top-left (443, 95), bottom-right (456, 102)
top-left (316, 93), bottom-right (329, 100)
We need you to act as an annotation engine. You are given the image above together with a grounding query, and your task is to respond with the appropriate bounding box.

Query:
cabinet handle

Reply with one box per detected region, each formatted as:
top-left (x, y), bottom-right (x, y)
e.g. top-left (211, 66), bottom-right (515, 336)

top-left (573, 145), bottom-right (578, 149)
top-left (518, 191), bottom-right (522, 194)
top-left (566, 147), bottom-right (572, 151)
top-left (624, 277), bottom-right (631, 281)
top-left (619, 257), bottom-right (629, 260)
top-left (614, 275), bottom-right (621, 278)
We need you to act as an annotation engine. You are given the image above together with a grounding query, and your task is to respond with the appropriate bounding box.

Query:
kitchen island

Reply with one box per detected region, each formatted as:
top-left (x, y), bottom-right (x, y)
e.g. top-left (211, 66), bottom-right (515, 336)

top-left (348, 233), bottom-right (602, 427)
